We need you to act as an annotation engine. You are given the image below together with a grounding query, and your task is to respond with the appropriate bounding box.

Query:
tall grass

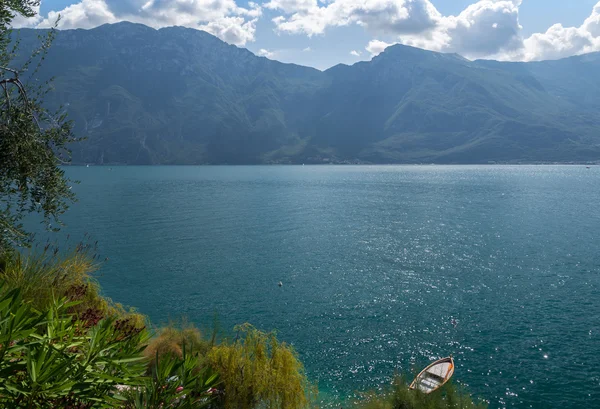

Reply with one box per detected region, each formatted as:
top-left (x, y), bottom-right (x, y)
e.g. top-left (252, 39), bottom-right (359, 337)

top-left (1, 246), bottom-right (100, 307)
top-left (0, 242), bottom-right (145, 327)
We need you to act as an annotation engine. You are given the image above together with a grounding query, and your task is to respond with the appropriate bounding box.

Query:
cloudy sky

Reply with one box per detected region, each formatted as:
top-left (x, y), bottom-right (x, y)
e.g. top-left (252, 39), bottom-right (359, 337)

top-left (12, 0), bottom-right (600, 70)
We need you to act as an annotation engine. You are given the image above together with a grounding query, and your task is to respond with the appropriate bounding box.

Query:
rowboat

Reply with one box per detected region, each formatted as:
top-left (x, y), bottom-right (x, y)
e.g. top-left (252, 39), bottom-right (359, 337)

top-left (409, 357), bottom-right (455, 394)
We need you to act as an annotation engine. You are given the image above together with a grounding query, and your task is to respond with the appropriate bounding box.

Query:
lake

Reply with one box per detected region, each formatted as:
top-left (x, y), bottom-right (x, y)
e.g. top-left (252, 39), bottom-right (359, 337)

top-left (53, 165), bottom-right (600, 409)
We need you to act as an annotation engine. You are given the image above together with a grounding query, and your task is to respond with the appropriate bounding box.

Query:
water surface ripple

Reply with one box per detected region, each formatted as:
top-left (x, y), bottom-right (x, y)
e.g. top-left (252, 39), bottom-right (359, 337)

top-left (57, 166), bottom-right (600, 409)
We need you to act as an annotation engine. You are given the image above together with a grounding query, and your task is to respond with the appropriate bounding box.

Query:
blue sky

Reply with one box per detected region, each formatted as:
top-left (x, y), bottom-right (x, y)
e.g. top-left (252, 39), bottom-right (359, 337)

top-left (17, 0), bottom-right (600, 69)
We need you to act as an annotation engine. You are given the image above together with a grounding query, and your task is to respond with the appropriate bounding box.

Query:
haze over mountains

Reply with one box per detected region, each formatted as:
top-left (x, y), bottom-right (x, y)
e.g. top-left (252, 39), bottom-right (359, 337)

top-left (14, 22), bottom-right (600, 164)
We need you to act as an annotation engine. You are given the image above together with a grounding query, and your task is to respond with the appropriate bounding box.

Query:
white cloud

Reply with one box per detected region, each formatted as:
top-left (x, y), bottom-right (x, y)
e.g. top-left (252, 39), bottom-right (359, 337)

top-left (270, 0), bottom-right (524, 58)
top-left (586, 3), bottom-right (600, 37)
top-left (22, 0), bottom-right (260, 46)
top-left (303, 46), bottom-right (312, 51)
top-left (9, 5), bottom-right (43, 28)
top-left (199, 17), bottom-right (258, 46)
top-left (433, 0), bottom-right (523, 57)
top-left (271, 0), bottom-right (600, 62)
top-left (257, 48), bottom-right (275, 58)
top-left (365, 39), bottom-right (395, 56)
top-left (270, 0), bottom-right (442, 37)
top-left (515, 2), bottom-right (600, 61)
top-left (350, 50), bottom-right (361, 56)
top-left (265, 0), bottom-right (317, 14)
top-left (37, 0), bottom-right (117, 29)
top-left (12, 0), bottom-right (600, 63)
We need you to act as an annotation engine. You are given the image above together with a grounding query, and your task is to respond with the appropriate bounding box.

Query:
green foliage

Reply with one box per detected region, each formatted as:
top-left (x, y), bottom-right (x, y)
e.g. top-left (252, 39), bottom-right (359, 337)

top-left (354, 376), bottom-right (487, 409)
top-left (208, 323), bottom-right (316, 409)
top-left (0, 252), bottom-right (224, 408)
top-left (0, 245), bottom-right (146, 327)
top-left (1, 252), bottom-right (313, 409)
top-left (0, 1), bottom-right (38, 32)
top-left (123, 348), bottom-right (219, 409)
top-left (1, 2), bottom-right (77, 255)
top-left (0, 283), bottom-right (150, 408)
top-left (144, 323), bottom-right (315, 409)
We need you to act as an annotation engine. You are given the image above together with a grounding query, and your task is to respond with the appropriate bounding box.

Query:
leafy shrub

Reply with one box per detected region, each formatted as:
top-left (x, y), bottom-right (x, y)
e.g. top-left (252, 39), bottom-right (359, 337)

top-left (123, 348), bottom-right (219, 409)
top-left (354, 376), bottom-right (487, 409)
top-left (207, 323), bottom-right (315, 409)
top-left (0, 252), bottom-right (314, 409)
top-left (144, 324), bottom-right (212, 367)
top-left (0, 284), bottom-right (149, 408)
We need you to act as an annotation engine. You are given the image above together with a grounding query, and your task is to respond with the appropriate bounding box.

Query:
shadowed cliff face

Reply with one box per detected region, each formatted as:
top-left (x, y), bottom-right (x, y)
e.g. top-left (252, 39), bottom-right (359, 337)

top-left (13, 22), bottom-right (600, 164)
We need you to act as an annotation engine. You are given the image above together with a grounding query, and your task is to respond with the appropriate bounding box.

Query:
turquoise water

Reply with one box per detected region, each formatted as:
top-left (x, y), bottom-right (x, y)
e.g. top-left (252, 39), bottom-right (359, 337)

top-left (55, 165), bottom-right (599, 409)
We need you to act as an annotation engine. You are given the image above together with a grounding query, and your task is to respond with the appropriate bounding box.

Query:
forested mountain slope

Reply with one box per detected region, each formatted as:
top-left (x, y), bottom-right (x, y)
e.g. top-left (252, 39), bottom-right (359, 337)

top-left (13, 22), bottom-right (600, 164)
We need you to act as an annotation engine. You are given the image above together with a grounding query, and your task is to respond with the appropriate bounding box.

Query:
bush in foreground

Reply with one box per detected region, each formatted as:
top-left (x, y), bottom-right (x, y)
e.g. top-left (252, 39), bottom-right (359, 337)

top-left (354, 376), bottom-right (487, 409)
top-left (144, 324), bottom-right (213, 366)
top-left (145, 323), bottom-right (316, 409)
top-left (0, 252), bottom-right (315, 409)
top-left (208, 323), bottom-right (316, 409)
top-left (0, 284), bottom-right (149, 408)
top-left (123, 348), bottom-right (218, 409)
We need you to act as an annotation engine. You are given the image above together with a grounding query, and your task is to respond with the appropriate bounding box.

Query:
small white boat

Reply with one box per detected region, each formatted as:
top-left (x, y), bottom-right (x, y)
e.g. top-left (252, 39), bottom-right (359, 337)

top-left (409, 357), bottom-right (454, 394)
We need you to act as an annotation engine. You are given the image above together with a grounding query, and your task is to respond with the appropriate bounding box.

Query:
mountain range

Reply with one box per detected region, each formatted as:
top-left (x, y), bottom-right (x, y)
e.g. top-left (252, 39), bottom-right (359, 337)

top-left (13, 22), bottom-right (600, 164)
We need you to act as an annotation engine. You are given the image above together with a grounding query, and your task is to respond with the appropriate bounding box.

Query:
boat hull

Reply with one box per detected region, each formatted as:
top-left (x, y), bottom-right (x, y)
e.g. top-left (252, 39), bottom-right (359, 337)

top-left (409, 357), bottom-right (455, 394)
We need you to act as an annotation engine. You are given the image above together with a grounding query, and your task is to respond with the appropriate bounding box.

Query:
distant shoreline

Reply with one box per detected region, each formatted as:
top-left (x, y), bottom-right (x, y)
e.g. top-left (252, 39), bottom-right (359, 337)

top-left (68, 162), bottom-right (599, 166)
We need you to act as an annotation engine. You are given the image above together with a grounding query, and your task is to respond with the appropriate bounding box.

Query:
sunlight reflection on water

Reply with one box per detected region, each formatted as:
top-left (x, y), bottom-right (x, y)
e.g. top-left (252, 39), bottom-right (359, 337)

top-left (52, 165), bottom-right (600, 409)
